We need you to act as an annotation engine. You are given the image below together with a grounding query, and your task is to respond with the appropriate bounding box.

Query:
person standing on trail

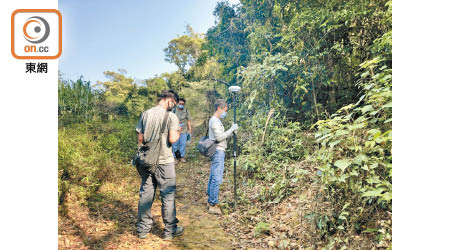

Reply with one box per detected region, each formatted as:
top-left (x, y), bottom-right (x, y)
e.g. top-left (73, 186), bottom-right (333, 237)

top-left (172, 98), bottom-right (192, 163)
top-left (206, 99), bottom-right (238, 215)
top-left (135, 90), bottom-right (184, 240)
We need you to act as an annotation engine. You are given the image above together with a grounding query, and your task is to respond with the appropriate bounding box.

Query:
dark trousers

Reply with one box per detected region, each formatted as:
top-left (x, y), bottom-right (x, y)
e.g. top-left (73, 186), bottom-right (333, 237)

top-left (136, 162), bottom-right (178, 236)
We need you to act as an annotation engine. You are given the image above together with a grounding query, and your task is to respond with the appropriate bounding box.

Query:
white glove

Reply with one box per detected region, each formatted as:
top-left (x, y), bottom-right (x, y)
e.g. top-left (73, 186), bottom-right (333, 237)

top-left (230, 123), bottom-right (238, 132)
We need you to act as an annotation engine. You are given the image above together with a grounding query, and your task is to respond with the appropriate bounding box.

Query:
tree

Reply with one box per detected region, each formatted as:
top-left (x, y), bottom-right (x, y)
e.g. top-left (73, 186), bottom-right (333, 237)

top-left (163, 25), bottom-right (205, 75)
top-left (144, 76), bottom-right (168, 101)
top-left (160, 71), bottom-right (186, 92)
top-left (96, 69), bottom-right (135, 104)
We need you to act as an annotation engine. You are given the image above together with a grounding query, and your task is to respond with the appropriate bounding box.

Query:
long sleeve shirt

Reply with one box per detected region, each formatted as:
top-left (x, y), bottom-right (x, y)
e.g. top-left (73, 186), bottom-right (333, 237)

top-left (208, 116), bottom-right (233, 151)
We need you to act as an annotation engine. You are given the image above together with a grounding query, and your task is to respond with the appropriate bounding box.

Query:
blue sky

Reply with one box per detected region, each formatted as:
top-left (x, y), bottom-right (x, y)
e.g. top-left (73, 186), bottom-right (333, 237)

top-left (59, 0), bottom-right (238, 84)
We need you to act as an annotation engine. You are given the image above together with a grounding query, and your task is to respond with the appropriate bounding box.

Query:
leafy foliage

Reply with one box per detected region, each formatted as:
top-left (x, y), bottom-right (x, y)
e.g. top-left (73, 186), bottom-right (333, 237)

top-left (164, 25), bottom-right (205, 75)
top-left (58, 76), bottom-right (96, 124)
top-left (202, 0), bottom-right (392, 248)
top-left (58, 119), bottom-right (136, 208)
top-left (310, 50), bottom-right (392, 244)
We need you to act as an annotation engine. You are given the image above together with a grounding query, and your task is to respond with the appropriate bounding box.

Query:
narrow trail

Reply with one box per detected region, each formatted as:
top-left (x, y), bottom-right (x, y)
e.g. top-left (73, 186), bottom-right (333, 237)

top-left (58, 126), bottom-right (234, 250)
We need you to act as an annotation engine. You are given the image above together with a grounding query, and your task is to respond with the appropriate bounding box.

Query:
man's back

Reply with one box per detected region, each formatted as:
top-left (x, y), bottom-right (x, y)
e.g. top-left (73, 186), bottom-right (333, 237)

top-left (136, 105), bottom-right (179, 164)
top-left (135, 89), bottom-right (184, 240)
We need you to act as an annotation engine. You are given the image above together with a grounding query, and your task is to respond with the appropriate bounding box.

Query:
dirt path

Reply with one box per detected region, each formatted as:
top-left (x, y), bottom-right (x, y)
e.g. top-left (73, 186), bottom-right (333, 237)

top-left (58, 133), bottom-right (234, 249)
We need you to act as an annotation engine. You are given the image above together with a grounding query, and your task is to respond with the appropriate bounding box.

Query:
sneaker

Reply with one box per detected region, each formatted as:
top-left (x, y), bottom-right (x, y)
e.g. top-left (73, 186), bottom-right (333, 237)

top-left (208, 204), bottom-right (222, 215)
top-left (180, 157), bottom-right (186, 163)
top-left (162, 226), bottom-right (184, 240)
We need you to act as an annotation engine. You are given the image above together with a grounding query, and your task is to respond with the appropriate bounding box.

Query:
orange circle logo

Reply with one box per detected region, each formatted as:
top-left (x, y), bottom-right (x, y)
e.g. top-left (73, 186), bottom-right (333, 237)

top-left (23, 16), bottom-right (50, 44)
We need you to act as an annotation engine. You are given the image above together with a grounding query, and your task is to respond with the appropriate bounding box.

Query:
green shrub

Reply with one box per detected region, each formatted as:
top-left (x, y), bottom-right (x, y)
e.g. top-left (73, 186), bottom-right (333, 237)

top-left (254, 221), bottom-right (271, 237)
top-left (236, 110), bottom-right (315, 204)
top-left (58, 118), bottom-right (136, 207)
top-left (309, 56), bottom-right (392, 243)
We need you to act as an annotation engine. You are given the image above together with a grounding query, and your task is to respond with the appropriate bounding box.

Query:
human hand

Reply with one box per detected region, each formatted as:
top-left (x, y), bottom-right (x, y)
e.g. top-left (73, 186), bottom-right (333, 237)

top-left (230, 123), bottom-right (238, 132)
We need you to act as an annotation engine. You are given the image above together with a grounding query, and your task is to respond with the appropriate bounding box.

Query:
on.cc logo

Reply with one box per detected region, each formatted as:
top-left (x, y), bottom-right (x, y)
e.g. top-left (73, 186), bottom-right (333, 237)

top-left (11, 9), bottom-right (62, 60)
top-left (23, 16), bottom-right (50, 44)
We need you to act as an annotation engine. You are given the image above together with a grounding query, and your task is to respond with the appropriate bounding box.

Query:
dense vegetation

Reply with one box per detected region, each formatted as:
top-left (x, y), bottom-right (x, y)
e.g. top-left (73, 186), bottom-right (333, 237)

top-left (205, 1), bottom-right (392, 248)
top-left (59, 0), bottom-right (391, 249)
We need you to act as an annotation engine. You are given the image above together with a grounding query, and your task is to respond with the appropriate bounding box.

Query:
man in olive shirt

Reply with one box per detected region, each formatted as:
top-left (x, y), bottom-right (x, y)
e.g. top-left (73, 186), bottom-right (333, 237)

top-left (135, 90), bottom-right (184, 240)
top-left (172, 98), bottom-right (192, 163)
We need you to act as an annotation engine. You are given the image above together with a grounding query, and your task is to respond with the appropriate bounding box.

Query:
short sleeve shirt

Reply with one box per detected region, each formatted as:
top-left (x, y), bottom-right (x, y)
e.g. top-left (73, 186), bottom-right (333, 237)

top-left (136, 105), bottom-right (179, 164)
top-left (174, 108), bottom-right (191, 133)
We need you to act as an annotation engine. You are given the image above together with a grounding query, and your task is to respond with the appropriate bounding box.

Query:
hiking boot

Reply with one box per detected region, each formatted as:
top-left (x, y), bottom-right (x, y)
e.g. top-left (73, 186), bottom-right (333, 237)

top-left (137, 232), bottom-right (149, 239)
top-left (162, 226), bottom-right (184, 240)
top-left (180, 157), bottom-right (186, 163)
top-left (208, 204), bottom-right (222, 215)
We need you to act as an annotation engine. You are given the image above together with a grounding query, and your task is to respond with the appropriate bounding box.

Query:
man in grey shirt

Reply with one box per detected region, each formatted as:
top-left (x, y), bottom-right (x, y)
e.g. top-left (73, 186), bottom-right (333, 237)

top-left (207, 99), bottom-right (238, 214)
top-left (135, 90), bottom-right (184, 240)
top-left (172, 97), bottom-right (192, 163)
